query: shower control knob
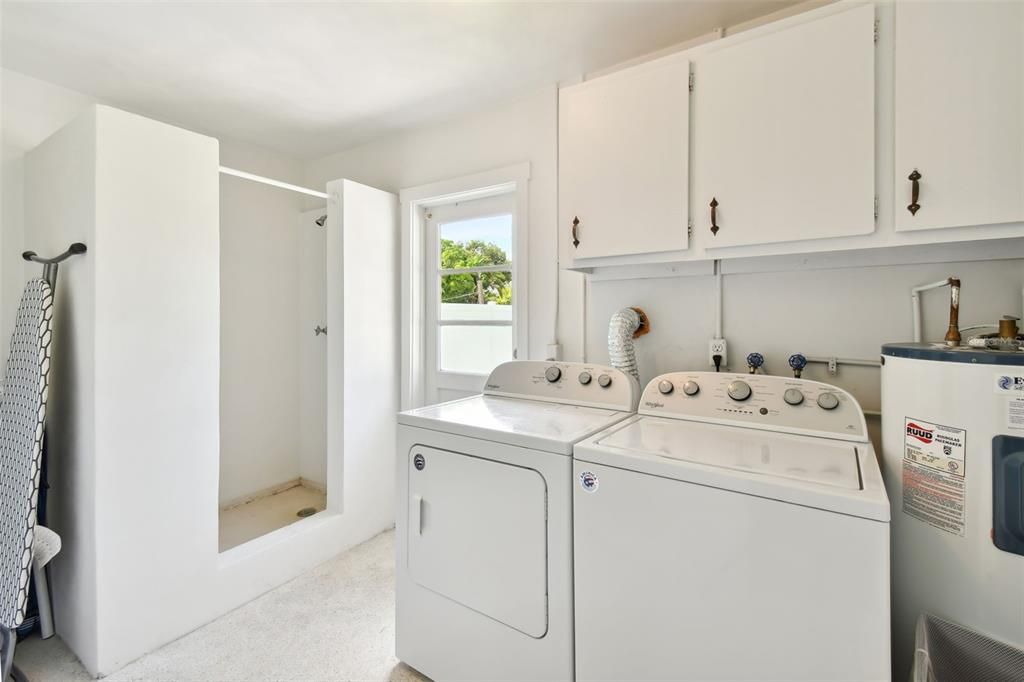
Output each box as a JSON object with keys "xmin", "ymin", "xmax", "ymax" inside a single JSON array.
[
  {"xmin": 783, "ymin": 388, "xmax": 805, "ymax": 406},
  {"xmin": 578, "ymin": 371, "xmax": 592, "ymax": 385},
  {"xmin": 817, "ymin": 392, "xmax": 840, "ymax": 410},
  {"xmin": 597, "ymin": 374, "xmax": 613, "ymax": 388},
  {"xmin": 658, "ymin": 380, "xmax": 674, "ymax": 395},
  {"xmin": 727, "ymin": 380, "xmax": 752, "ymax": 401},
  {"xmin": 545, "ymin": 366, "xmax": 562, "ymax": 383},
  {"xmin": 682, "ymin": 380, "xmax": 700, "ymax": 396}
]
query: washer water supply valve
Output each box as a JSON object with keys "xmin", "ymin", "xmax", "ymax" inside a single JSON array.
[
  {"xmin": 746, "ymin": 353, "xmax": 764, "ymax": 374},
  {"xmin": 789, "ymin": 353, "xmax": 808, "ymax": 378}
]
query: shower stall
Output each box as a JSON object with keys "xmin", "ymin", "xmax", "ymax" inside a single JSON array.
[
  {"xmin": 24, "ymin": 105, "xmax": 399, "ymax": 675},
  {"xmin": 217, "ymin": 171, "xmax": 329, "ymax": 551}
]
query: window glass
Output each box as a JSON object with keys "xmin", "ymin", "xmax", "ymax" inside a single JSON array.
[{"xmin": 435, "ymin": 212, "xmax": 514, "ymax": 372}]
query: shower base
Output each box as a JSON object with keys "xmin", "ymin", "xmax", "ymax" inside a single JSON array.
[{"xmin": 219, "ymin": 480, "xmax": 326, "ymax": 552}]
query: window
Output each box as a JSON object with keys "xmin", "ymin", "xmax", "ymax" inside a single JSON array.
[
  {"xmin": 400, "ymin": 163, "xmax": 530, "ymax": 408},
  {"xmin": 425, "ymin": 193, "xmax": 518, "ymax": 400}
]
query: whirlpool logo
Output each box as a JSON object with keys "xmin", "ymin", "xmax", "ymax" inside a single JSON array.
[{"xmin": 906, "ymin": 422, "xmax": 934, "ymax": 444}]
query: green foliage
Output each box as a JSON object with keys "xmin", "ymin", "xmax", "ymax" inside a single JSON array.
[{"xmin": 440, "ymin": 239, "xmax": 512, "ymax": 305}]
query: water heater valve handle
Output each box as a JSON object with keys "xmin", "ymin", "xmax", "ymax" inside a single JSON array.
[
  {"xmin": 746, "ymin": 353, "xmax": 764, "ymax": 374},
  {"xmin": 788, "ymin": 353, "xmax": 807, "ymax": 378}
]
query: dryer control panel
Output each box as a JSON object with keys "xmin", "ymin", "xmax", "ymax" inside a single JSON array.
[
  {"xmin": 639, "ymin": 371, "xmax": 867, "ymax": 442},
  {"xmin": 484, "ymin": 361, "xmax": 640, "ymax": 412}
]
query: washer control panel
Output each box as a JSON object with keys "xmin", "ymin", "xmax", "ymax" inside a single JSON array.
[
  {"xmin": 484, "ymin": 361, "xmax": 640, "ymax": 411},
  {"xmin": 639, "ymin": 371, "xmax": 867, "ymax": 441}
]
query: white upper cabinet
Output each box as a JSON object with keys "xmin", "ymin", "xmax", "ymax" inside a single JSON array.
[
  {"xmin": 560, "ymin": 53, "xmax": 690, "ymax": 262},
  {"xmin": 693, "ymin": 4, "xmax": 876, "ymax": 250},
  {"xmin": 894, "ymin": 1, "xmax": 1024, "ymax": 232}
]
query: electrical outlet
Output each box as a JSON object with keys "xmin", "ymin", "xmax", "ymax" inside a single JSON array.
[{"xmin": 709, "ymin": 338, "xmax": 727, "ymax": 368}]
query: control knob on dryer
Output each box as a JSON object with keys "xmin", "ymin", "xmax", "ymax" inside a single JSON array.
[
  {"xmin": 545, "ymin": 366, "xmax": 562, "ymax": 383},
  {"xmin": 597, "ymin": 374, "xmax": 613, "ymax": 388},
  {"xmin": 783, "ymin": 388, "xmax": 805, "ymax": 406},
  {"xmin": 682, "ymin": 380, "xmax": 700, "ymax": 396},
  {"xmin": 578, "ymin": 371, "xmax": 592, "ymax": 385},
  {"xmin": 658, "ymin": 380, "xmax": 674, "ymax": 395}
]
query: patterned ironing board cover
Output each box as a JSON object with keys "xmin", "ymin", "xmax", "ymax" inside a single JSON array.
[{"xmin": 0, "ymin": 280, "xmax": 53, "ymax": 628}]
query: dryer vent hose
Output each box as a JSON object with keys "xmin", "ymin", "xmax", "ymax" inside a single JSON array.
[{"xmin": 608, "ymin": 307, "xmax": 648, "ymax": 381}]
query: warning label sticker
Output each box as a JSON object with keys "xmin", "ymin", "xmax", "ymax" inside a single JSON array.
[
  {"xmin": 902, "ymin": 417, "xmax": 967, "ymax": 537},
  {"xmin": 1008, "ymin": 398, "xmax": 1024, "ymax": 431}
]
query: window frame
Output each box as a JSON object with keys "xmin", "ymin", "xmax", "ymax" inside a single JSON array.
[{"xmin": 399, "ymin": 163, "xmax": 530, "ymax": 408}]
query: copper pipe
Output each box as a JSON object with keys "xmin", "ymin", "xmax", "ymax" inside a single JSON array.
[{"xmin": 944, "ymin": 278, "xmax": 961, "ymax": 346}]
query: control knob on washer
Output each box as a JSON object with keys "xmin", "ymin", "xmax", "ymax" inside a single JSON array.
[
  {"xmin": 598, "ymin": 374, "xmax": 613, "ymax": 388},
  {"xmin": 727, "ymin": 380, "xmax": 752, "ymax": 401},
  {"xmin": 682, "ymin": 380, "xmax": 700, "ymax": 396},
  {"xmin": 657, "ymin": 380, "xmax": 674, "ymax": 395},
  {"xmin": 545, "ymin": 366, "xmax": 562, "ymax": 383},
  {"xmin": 783, "ymin": 388, "xmax": 805, "ymax": 406},
  {"xmin": 578, "ymin": 371, "xmax": 592, "ymax": 385},
  {"xmin": 817, "ymin": 392, "xmax": 840, "ymax": 410}
]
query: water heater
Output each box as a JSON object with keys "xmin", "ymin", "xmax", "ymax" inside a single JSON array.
[{"xmin": 881, "ymin": 343, "xmax": 1024, "ymax": 678}]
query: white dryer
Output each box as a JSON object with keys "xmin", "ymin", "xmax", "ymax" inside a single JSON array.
[
  {"xmin": 396, "ymin": 361, "xmax": 640, "ymax": 681},
  {"xmin": 573, "ymin": 371, "xmax": 891, "ymax": 681}
]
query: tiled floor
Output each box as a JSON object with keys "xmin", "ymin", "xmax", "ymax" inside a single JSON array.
[
  {"xmin": 14, "ymin": 530, "xmax": 428, "ymax": 681},
  {"xmin": 219, "ymin": 483, "xmax": 327, "ymax": 551}
]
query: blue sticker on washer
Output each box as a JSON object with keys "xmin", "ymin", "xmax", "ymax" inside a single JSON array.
[{"xmin": 579, "ymin": 470, "xmax": 599, "ymax": 493}]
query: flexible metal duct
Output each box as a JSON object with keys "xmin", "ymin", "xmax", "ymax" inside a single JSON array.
[{"xmin": 608, "ymin": 307, "xmax": 642, "ymax": 381}]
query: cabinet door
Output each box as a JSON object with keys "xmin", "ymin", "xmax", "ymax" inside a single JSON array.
[
  {"xmin": 560, "ymin": 53, "xmax": 690, "ymax": 260},
  {"xmin": 693, "ymin": 5, "xmax": 876, "ymax": 249},
  {"xmin": 894, "ymin": 1, "xmax": 1024, "ymax": 232}
]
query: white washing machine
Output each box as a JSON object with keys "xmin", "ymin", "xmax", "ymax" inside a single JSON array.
[
  {"xmin": 573, "ymin": 371, "xmax": 891, "ymax": 681},
  {"xmin": 396, "ymin": 360, "xmax": 640, "ymax": 681}
]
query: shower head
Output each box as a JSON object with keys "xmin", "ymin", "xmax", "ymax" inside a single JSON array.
[{"xmin": 315, "ymin": 215, "xmax": 327, "ymax": 227}]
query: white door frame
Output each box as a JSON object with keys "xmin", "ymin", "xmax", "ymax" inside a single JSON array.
[{"xmin": 399, "ymin": 163, "xmax": 531, "ymax": 410}]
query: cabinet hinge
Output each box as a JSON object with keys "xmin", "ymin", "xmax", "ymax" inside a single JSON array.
[
  {"xmin": 874, "ymin": 196, "xmax": 879, "ymax": 221},
  {"xmin": 688, "ymin": 219, "xmax": 693, "ymax": 237},
  {"xmin": 688, "ymin": 72, "xmax": 694, "ymax": 92},
  {"xmin": 873, "ymin": 19, "xmax": 879, "ymax": 43}
]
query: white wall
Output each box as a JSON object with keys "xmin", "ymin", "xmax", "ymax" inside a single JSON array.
[
  {"xmin": 1, "ymin": 69, "xmax": 96, "ymax": 353},
  {"xmin": 586, "ymin": 259, "xmax": 1024, "ymax": 402},
  {"xmin": 218, "ymin": 139, "xmax": 309, "ymax": 504},
  {"xmin": 24, "ymin": 106, "xmax": 99, "ymax": 674},
  {"xmin": 90, "ymin": 106, "xmax": 222, "ymax": 671},
  {"xmin": 298, "ymin": 208, "xmax": 327, "ymax": 489}
]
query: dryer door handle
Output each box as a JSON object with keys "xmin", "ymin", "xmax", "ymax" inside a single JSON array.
[{"xmin": 412, "ymin": 494, "xmax": 423, "ymax": 535}]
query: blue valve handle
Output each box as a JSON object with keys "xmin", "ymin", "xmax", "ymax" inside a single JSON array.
[
  {"xmin": 746, "ymin": 353, "xmax": 764, "ymax": 374},
  {"xmin": 788, "ymin": 353, "xmax": 807, "ymax": 377}
]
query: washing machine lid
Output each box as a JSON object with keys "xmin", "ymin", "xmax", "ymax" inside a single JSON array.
[
  {"xmin": 399, "ymin": 394, "xmax": 632, "ymax": 455},
  {"xmin": 576, "ymin": 416, "xmax": 889, "ymax": 521}
]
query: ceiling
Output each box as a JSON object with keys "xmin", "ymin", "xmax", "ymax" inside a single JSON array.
[{"xmin": 1, "ymin": 1, "xmax": 799, "ymax": 160}]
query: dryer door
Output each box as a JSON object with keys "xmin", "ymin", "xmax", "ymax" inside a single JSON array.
[{"xmin": 406, "ymin": 446, "xmax": 548, "ymax": 638}]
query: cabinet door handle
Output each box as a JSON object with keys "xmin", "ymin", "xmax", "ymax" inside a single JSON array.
[
  {"xmin": 710, "ymin": 198, "xmax": 720, "ymax": 235},
  {"xmin": 571, "ymin": 216, "xmax": 580, "ymax": 248},
  {"xmin": 907, "ymin": 170, "xmax": 922, "ymax": 215}
]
